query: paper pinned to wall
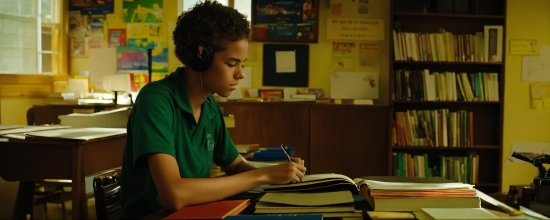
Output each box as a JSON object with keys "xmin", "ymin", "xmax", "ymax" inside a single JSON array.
[
  {"xmin": 522, "ymin": 45, "xmax": 550, "ymax": 82},
  {"xmin": 241, "ymin": 66, "xmax": 252, "ymax": 88},
  {"xmin": 330, "ymin": 72, "xmax": 379, "ymax": 99},
  {"xmin": 275, "ymin": 51, "xmax": 296, "ymax": 73},
  {"xmin": 65, "ymin": 78, "xmax": 89, "ymax": 98},
  {"xmin": 89, "ymin": 48, "xmax": 117, "ymax": 90}
]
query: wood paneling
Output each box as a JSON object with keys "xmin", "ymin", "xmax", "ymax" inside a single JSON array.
[
  {"xmin": 218, "ymin": 102, "xmax": 389, "ymax": 178},
  {"xmin": 309, "ymin": 105, "xmax": 389, "ymax": 178}
]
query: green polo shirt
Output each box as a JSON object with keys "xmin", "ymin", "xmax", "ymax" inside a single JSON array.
[{"xmin": 120, "ymin": 68, "xmax": 239, "ymax": 219}]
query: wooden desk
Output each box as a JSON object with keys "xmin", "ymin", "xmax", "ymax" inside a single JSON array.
[
  {"xmin": 142, "ymin": 194, "xmax": 369, "ymax": 219},
  {"xmin": 0, "ymin": 134, "xmax": 126, "ymax": 219}
]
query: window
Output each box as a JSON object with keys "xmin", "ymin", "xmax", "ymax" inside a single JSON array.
[{"xmin": 0, "ymin": 0, "xmax": 61, "ymax": 74}]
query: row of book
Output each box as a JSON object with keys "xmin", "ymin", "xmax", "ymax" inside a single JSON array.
[
  {"xmin": 393, "ymin": 152, "xmax": 479, "ymax": 185},
  {"xmin": 394, "ymin": 69, "xmax": 500, "ymax": 102},
  {"xmin": 392, "ymin": 25, "xmax": 503, "ymax": 63},
  {"xmin": 393, "ymin": 109, "xmax": 473, "ymax": 147}
]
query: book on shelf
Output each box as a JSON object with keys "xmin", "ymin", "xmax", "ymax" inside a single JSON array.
[
  {"xmin": 254, "ymin": 190, "xmax": 355, "ymax": 214},
  {"xmin": 419, "ymin": 208, "xmax": 524, "ymax": 220},
  {"xmin": 393, "ymin": 152, "xmax": 479, "ymax": 184},
  {"xmin": 393, "ymin": 109, "xmax": 475, "ymax": 147},
  {"xmin": 162, "ymin": 199, "xmax": 250, "ymax": 220},
  {"xmin": 357, "ymin": 176, "xmax": 480, "ymax": 212},
  {"xmin": 483, "ymin": 25, "xmax": 503, "ymax": 63}
]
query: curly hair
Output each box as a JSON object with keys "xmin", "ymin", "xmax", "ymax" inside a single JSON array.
[{"xmin": 173, "ymin": 0, "xmax": 251, "ymax": 65}]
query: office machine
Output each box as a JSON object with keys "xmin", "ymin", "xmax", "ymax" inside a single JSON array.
[{"xmin": 511, "ymin": 151, "xmax": 550, "ymax": 204}]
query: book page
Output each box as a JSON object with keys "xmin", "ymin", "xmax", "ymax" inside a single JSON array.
[
  {"xmin": 259, "ymin": 191, "xmax": 353, "ymax": 206},
  {"xmin": 25, "ymin": 127, "xmax": 126, "ymax": 141},
  {"xmin": 0, "ymin": 125, "xmax": 24, "ymax": 130},
  {"xmin": 0, "ymin": 125, "xmax": 71, "ymax": 135},
  {"xmin": 262, "ymin": 173, "xmax": 355, "ymax": 189},
  {"xmin": 365, "ymin": 180, "xmax": 474, "ymax": 190}
]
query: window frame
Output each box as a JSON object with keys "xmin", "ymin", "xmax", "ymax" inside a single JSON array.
[{"xmin": 0, "ymin": 0, "xmax": 68, "ymax": 98}]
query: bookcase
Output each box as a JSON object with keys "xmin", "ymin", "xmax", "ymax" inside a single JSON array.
[{"xmin": 389, "ymin": 0, "xmax": 506, "ymax": 193}]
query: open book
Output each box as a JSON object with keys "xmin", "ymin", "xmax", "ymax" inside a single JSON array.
[
  {"xmin": 261, "ymin": 173, "xmax": 365, "ymax": 194},
  {"xmin": 254, "ymin": 190, "xmax": 355, "ymax": 214}
]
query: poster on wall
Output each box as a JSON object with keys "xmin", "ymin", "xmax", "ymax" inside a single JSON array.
[
  {"xmin": 108, "ymin": 28, "xmax": 127, "ymax": 47},
  {"xmin": 331, "ymin": 42, "xmax": 355, "ymax": 71},
  {"xmin": 69, "ymin": 0, "xmax": 114, "ymax": 15},
  {"xmin": 87, "ymin": 17, "xmax": 105, "ymax": 49},
  {"xmin": 116, "ymin": 46, "xmax": 148, "ymax": 73},
  {"xmin": 359, "ymin": 43, "xmax": 382, "ymax": 69},
  {"xmin": 123, "ymin": 0, "xmax": 164, "ymax": 23},
  {"xmin": 252, "ymin": 0, "xmax": 319, "ymax": 43},
  {"xmin": 149, "ymin": 37, "xmax": 169, "ymax": 73}
]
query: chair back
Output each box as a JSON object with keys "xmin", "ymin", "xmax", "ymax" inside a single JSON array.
[{"xmin": 93, "ymin": 170, "xmax": 122, "ymax": 220}]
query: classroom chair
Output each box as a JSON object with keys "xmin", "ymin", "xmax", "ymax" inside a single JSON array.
[{"xmin": 93, "ymin": 169, "xmax": 122, "ymax": 220}]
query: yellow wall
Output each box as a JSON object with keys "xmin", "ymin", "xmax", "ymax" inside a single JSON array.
[
  {"xmin": 502, "ymin": 0, "xmax": 550, "ymax": 190},
  {"xmin": 0, "ymin": 98, "xmax": 47, "ymax": 124},
  {"xmin": 70, "ymin": 0, "xmax": 391, "ymax": 104},
  {"xmin": 243, "ymin": 0, "xmax": 390, "ymax": 104},
  {"xmin": 70, "ymin": 0, "xmax": 181, "ymax": 78},
  {"xmin": 2, "ymin": 3, "xmax": 549, "ymax": 218}
]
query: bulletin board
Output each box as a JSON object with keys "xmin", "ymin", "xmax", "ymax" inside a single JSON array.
[{"xmin": 263, "ymin": 44, "xmax": 309, "ymax": 87}]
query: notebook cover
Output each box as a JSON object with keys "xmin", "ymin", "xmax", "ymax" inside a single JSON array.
[{"xmin": 162, "ymin": 199, "xmax": 250, "ymax": 220}]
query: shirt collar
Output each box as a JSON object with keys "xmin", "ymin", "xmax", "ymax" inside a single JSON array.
[{"xmin": 171, "ymin": 67, "xmax": 217, "ymax": 121}]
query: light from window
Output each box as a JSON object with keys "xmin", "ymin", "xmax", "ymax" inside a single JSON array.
[
  {"xmin": 0, "ymin": 0, "xmax": 59, "ymax": 74},
  {"xmin": 233, "ymin": 0, "xmax": 251, "ymax": 22},
  {"xmin": 181, "ymin": 0, "xmax": 249, "ymax": 21}
]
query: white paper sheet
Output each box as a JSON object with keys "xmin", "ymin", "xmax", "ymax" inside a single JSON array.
[
  {"xmin": 275, "ymin": 51, "xmax": 296, "ymax": 73},
  {"xmin": 89, "ymin": 48, "xmax": 117, "ymax": 90}
]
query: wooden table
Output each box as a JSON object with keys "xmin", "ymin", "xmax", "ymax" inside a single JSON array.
[{"xmin": 0, "ymin": 134, "xmax": 126, "ymax": 219}]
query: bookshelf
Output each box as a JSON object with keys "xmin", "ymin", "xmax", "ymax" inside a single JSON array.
[{"xmin": 389, "ymin": 0, "xmax": 506, "ymax": 193}]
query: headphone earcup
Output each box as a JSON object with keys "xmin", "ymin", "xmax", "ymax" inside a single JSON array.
[{"xmin": 188, "ymin": 46, "xmax": 212, "ymax": 72}]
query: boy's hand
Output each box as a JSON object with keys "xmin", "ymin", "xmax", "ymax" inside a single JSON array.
[{"xmin": 258, "ymin": 157, "xmax": 306, "ymax": 184}]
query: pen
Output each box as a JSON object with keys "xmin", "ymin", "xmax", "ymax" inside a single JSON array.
[
  {"xmin": 280, "ymin": 143, "xmax": 293, "ymax": 162},
  {"xmin": 281, "ymin": 143, "xmax": 297, "ymax": 184}
]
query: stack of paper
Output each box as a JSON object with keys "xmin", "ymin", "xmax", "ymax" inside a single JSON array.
[
  {"xmin": 58, "ymin": 107, "xmax": 130, "ymax": 128},
  {"xmin": 419, "ymin": 208, "xmax": 523, "ymax": 220},
  {"xmin": 24, "ymin": 127, "xmax": 126, "ymax": 141},
  {"xmin": 0, "ymin": 125, "xmax": 71, "ymax": 141},
  {"xmin": 359, "ymin": 176, "xmax": 480, "ymax": 212}
]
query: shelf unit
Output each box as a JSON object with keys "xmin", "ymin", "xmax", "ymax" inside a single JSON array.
[{"xmin": 389, "ymin": 0, "xmax": 506, "ymax": 193}]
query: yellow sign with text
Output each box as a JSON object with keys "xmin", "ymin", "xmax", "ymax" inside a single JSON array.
[
  {"xmin": 509, "ymin": 39, "xmax": 538, "ymax": 55},
  {"xmin": 327, "ymin": 18, "xmax": 384, "ymax": 41}
]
